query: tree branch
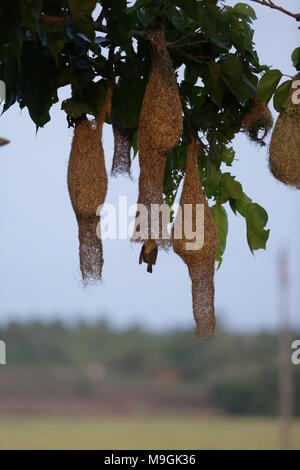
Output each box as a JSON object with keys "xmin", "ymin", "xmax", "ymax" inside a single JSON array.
[
  {"xmin": 39, "ymin": 13, "xmax": 208, "ymax": 62},
  {"xmin": 40, "ymin": 13, "xmax": 107, "ymax": 33},
  {"xmin": 170, "ymin": 46, "xmax": 210, "ymax": 65},
  {"xmin": 40, "ymin": 13, "xmax": 151, "ymax": 38},
  {"xmin": 249, "ymin": 0, "xmax": 300, "ymax": 23},
  {"xmin": 40, "ymin": 14, "xmax": 67, "ymax": 27}
]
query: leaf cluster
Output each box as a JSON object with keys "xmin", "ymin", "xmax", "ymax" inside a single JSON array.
[{"xmin": 1, "ymin": 1, "xmax": 297, "ymax": 261}]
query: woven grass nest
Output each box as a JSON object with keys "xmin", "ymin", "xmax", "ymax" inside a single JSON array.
[
  {"xmin": 242, "ymin": 97, "xmax": 273, "ymax": 146},
  {"xmin": 172, "ymin": 134, "xmax": 218, "ymax": 337},
  {"xmin": 132, "ymin": 27, "xmax": 183, "ymax": 249},
  {"xmin": 67, "ymin": 86, "xmax": 112, "ymax": 284},
  {"xmin": 269, "ymin": 73, "xmax": 300, "ymax": 188}
]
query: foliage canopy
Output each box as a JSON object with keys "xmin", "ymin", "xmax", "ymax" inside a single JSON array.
[{"xmin": 0, "ymin": 0, "xmax": 299, "ymax": 263}]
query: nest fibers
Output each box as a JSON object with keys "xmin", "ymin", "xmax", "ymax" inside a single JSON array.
[
  {"xmin": 241, "ymin": 97, "xmax": 273, "ymax": 146},
  {"xmin": 132, "ymin": 27, "xmax": 183, "ymax": 248},
  {"xmin": 111, "ymin": 119, "xmax": 134, "ymax": 178},
  {"xmin": 67, "ymin": 86, "xmax": 112, "ymax": 285},
  {"xmin": 269, "ymin": 73, "xmax": 300, "ymax": 188},
  {"xmin": 172, "ymin": 136, "xmax": 218, "ymax": 337}
]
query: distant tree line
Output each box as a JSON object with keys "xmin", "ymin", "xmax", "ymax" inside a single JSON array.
[{"xmin": 0, "ymin": 321, "xmax": 299, "ymax": 416}]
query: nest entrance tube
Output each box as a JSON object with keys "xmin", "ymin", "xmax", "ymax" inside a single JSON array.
[
  {"xmin": 77, "ymin": 216, "xmax": 103, "ymax": 284},
  {"xmin": 111, "ymin": 121, "xmax": 133, "ymax": 178},
  {"xmin": 242, "ymin": 97, "xmax": 273, "ymax": 146},
  {"xmin": 269, "ymin": 73, "xmax": 300, "ymax": 189},
  {"xmin": 172, "ymin": 136, "xmax": 218, "ymax": 337},
  {"xmin": 67, "ymin": 87, "xmax": 112, "ymax": 285},
  {"xmin": 132, "ymin": 27, "xmax": 183, "ymax": 249}
]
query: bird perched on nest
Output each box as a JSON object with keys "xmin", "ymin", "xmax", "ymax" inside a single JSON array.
[
  {"xmin": 139, "ymin": 240, "xmax": 158, "ymax": 273},
  {"xmin": 0, "ymin": 138, "xmax": 9, "ymax": 147}
]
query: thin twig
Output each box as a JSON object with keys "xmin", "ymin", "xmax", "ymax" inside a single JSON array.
[
  {"xmin": 171, "ymin": 47, "xmax": 210, "ymax": 64},
  {"xmin": 40, "ymin": 14, "xmax": 67, "ymax": 27},
  {"xmin": 40, "ymin": 13, "xmax": 108, "ymax": 33},
  {"xmin": 108, "ymin": 44, "xmax": 115, "ymax": 75},
  {"xmin": 167, "ymin": 39, "xmax": 208, "ymax": 49},
  {"xmin": 132, "ymin": 30, "xmax": 149, "ymax": 40},
  {"xmin": 39, "ymin": 13, "xmax": 209, "ymax": 62},
  {"xmin": 40, "ymin": 13, "xmax": 149, "ymax": 37},
  {"xmin": 250, "ymin": 0, "xmax": 300, "ymax": 22},
  {"xmin": 95, "ymin": 8, "xmax": 105, "ymax": 25},
  {"xmin": 166, "ymin": 32, "xmax": 198, "ymax": 46}
]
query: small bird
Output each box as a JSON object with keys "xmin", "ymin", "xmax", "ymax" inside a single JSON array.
[
  {"xmin": 139, "ymin": 240, "xmax": 158, "ymax": 273},
  {"xmin": 0, "ymin": 138, "xmax": 9, "ymax": 147}
]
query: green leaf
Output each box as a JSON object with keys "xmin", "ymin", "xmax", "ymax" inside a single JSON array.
[
  {"xmin": 38, "ymin": 24, "xmax": 68, "ymax": 64},
  {"xmin": 221, "ymin": 56, "xmax": 255, "ymax": 103},
  {"xmin": 222, "ymin": 146, "xmax": 235, "ymax": 166},
  {"xmin": 0, "ymin": 46, "xmax": 19, "ymax": 111},
  {"xmin": 202, "ymin": 67, "xmax": 223, "ymax": 108},
  {"xmin": 112, "ymin": 79, "xmax": 145, "ymax": 129},
  {"xmin": 235, "ymin": 192, "xmax": 252, "ymax": 217},
  {"xmin": 132, "ymin": 131, "xmax": 138, "ymax": 159},
  {"xmin": 292, "ymin": 47, "xmax": 300, "ymax": 71},
  {"xmin": 20, "ymin": 45, "xmax": 58, "ymax": 127},
  {"xmin": 67, "ymin": 0, "xmax": 97, "ymax": 41},
  {"xmin": 219, "ymin": 173, "xmax": 243, "ymax": 204},
  {"xmin": 62, "ymin": 80, "xmax": 107, "ymax": 119},
  {"xmin": 173, "ymin": 143, "xmax": 187, "ymax": 171},
  {"xmin": 169, "ymin": 0, "xmax": 200, "ymax": 22},
  {"xmin": 61, "ymin": 96, "xmax": 88, "ymax": 118},
  {"xmin": 20, "ymin": 0, "xmax": 43, "ymax": 40},
  {"xmin": 208, "ymin": 61, "xmax": 221, "ymax": 80},
  {"xmin": 105, "ymin": 3, "xmax": 134, "ymax": 52},
  {"xmin": 221, "ymin": 55, "xmax": 243, "ymax": 80},
  {"xmin": 230, "ymin": 192, "xmax": 270, "ymax": 252},
  {"xmin": 222, "ymin": 72, "xmax": 256, "ymax": 104},
  {"xmin": 191, "ymin": 101, "xmax": 219, "ymax": 130},
  {"xmin": 0, "ymin": 2, "xmax": 22, "ymax": 59},
  {"xmin": 204, "ymin": 159, "xmax": 222, "ymax": 195},
  {"xmin": 211, "ymin": 203, "xmax": 228, "ymax": 268},
  {"xmin": 233, "ymin": 3, "xmax": 257, "ymax": 21},
  {"xmin": 273, "ymin": 80, "xmax": 292, "ymax": 113},
  {"xmin": 184, "ymin": 64, "xmax": 199, "ymax": 86},
  {"xmin": 245, "ymin": 203, "xmax": 270, "ymax": 252},
  {"xmin": 127, "ymin": 0, "xmax": 146, "ymax": 13},
  {"xmin": 256, "ymin": 69, "xmax": 282, "ymax": 105}
]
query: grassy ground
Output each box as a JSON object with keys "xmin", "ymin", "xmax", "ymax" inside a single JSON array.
[{"xmin": 0, "ymin": 416, "xmax": 299, "ymax": 449}]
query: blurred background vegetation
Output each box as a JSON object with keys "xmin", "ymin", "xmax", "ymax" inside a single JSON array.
[
  {"xmin": 0, "ymin": 320, "xmax": 299, "ymax": 449},
  {"xmin": 0, "ymin": 320, "xmax": 299, "ymax": 417}
]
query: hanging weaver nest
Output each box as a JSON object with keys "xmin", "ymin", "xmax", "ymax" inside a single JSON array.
[
  {"xmin": 172, "ymin": 134, "xmax": 218, "ymax": 337},
  {"xmin": 241, "ymin": 97, "xmax": 273, "ymax": 146},
  {"xmin": 269, "ymin": 73, "xmax": 300, "ymax": 188},
  {"xmin": 132, "ymin": 27, "xmax": 183, "ymax": 250},
  {"xmin": 111, "ymin": 118, "xmax": 134, "ymax": 178},
  {"xmin": 67, "ymin": 85, "xmax": 112, "ymax": 285}
]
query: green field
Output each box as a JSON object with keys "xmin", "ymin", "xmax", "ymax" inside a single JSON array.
[{"xmin": 0, "ymin": 416, "xmax": 299, "ymax": 450}]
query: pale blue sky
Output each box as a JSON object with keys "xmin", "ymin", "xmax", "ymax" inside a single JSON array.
[{"xmin": 0, "ymin": 1, "xmax": 299, "ymax": 331}]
